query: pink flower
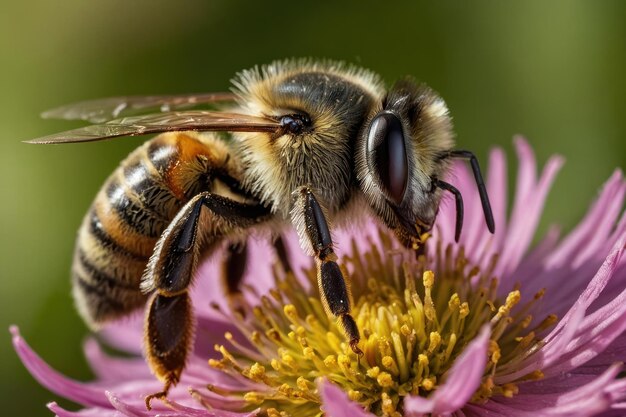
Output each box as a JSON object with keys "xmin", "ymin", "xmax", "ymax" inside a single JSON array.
[{"xmin": 12, "ymin": 137, "xmax": 626, "ymax": 416}]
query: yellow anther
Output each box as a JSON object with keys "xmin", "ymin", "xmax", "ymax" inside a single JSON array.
[
  {"xmin": 422, "ymin": 377, "xmax": 436, "ymax": 391},
  {"xmin": 423, "ymin": 270, "xmax": 435, "ymax": 288},
  {"xmin": 281, "ymin": 353, "xmax": 296, "ymax": 368},
  {"xmin": 378, "ymin": 337, "xmax": 393, "ymax": 357},
  {"xmin": 505, "ymin": 290, "xmax": 521, "ymax": 308},
  {"xmin": 381, "ymin": 392, "xmax": 396, "ymax": 416},
  {"xmin": 224, "ymin": 332, "xmax": 233, "ymax": 340},
  {"xmin": 418, "ymin": 354, "xmax": 429, "ymax": 366},
  {"xmin": 208, "ymin": 358, "xmax": 224, "ymax": 369},
  {"xmin": 459, "ymin": 302, "xmax": 470, "ymax": 318},
  {"xmin": 519, "ymin": 315, "xmax": 533, "ymax": 329},
  {"xmin": 448, "ymin": 293, "xmax": 461, "ymax": 310},
  {"xmin": 249, "ymin": 363, "xmax": 266, "ymax": 380},
  {"xmin": 338, "ymin": 354, "xmax": 351, "ymax": 370},
  {"xmin": 252, "ymin": 306, "xmax": 264, "ymax": 319},
  {"xmin": 324, "ymin": 355, "xmax": 337, "ymax": 368},
  {"xmin": 270, "ymin": 359, "xmax": 281, "ymax": 371},
  {"xmin": 303, "ymin": 347, "xmax": 316, "ymax": 359},
  {"xmin": 295, "ymin": 326, "xmax": 307, "ymax": 337},
  {"xmin": 428, "ymin": 332, "xmax": 442, "ymax": 353},
  {"xmin": 267, "ymin": 328, "xmax": 281, "ymax": 341},
  {"xmin": 367, "ymin": 366, "xmax": 381, "ymax": 378},
  {"xmin": 377, "ymin": 372, "xmax": 394, "ymax": 388},
  {"xmin": 382, "ymin": 356, "xmax": 399, "ymax": 376},
  {"xmin": 491, "ymin": 348, "xmax": 501, "ymax": 364},
  {"xmin": 535, "ymin": 314, "xmax": 558, "ymax": 332},
  {"xmin": 348, "ymin": 390, "xmax": 362, "ymax": 402},
  {"xmin": 278, "ymin": 383, "xmax": 293, "ymax": 395},
  {"xmin": 266, "ymin": 408, "xmax": 282, "ymax": 417},
  {"xmin": 502, "ymin": 383, "xmax": 519, "ymax": 397},
  {"xmin": 524, "ymin": 370, "xmax": 545, "ymax": 381},
  {"xmin": 243, "ymin": 392, "xmax": 263, "ymax": 404},
  {"xmin": 296, "ymin": 376, "xmax": 310, "ymax": 391}
]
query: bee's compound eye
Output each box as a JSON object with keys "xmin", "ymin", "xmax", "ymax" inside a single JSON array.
[{"xmin": 367, "ymin": 112, "xmax": 408, "ymax": 204}]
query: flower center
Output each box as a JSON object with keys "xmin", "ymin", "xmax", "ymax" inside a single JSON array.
[{"xmin": 206, "ymin": 233, "xmax": 555, "ymax": 416}]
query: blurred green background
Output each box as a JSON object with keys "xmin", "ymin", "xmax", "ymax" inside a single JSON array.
[{"xmin": 1, "ymin": 1, "xmax": 625, "ymax": 415}]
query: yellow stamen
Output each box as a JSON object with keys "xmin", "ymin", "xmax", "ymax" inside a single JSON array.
[{"xmin": 208, "ymin": 235, "xmax": 556, "ymax": 416}]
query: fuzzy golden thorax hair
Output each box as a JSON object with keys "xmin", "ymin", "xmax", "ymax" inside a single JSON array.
[{"xmin": 231, "ymin": 60, "xmax": 384, "ymax": 216}]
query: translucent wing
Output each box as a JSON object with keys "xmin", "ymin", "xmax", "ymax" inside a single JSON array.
[
  {"xmin": 41, "ymin": 92, "xmax": 237, "ymax": 123},
  {"xmin": 26, "ymin": 111, "xmax": 280, "ymax": 144}
]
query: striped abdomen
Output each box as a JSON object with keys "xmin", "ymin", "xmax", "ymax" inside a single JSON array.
[{"xmin": 72, "ymin": 132, "xmax": 235, "ymax": 328}]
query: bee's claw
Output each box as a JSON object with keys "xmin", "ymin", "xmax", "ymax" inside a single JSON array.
[
  {"xmin": 144, "ymin": 381, "xmax": 172, "ymax": 410},
  {"xmin": 350, "ymin": 339, "xmax": 363, "ymax": 356}
]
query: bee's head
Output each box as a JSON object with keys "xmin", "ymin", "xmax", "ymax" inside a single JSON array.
[{"xmin": 356, "ymin": 80, "xmax": 456, "ymax": 247}]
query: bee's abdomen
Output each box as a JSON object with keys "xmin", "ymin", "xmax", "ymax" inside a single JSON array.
[{"xmin": 72, "ymin": 132, "xmax": 227, "ymax": 327}]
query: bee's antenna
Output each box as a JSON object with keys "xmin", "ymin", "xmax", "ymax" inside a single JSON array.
[
  {"xmin": 432, "ymin": 178, "xmax": 464, "ymax": 242},
  {"xmin": 443, "ymin": 150, "xmax": 495, "ymax": 234}
]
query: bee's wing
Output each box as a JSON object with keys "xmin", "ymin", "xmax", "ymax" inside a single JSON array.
[
  {"xmin": 41, "ymin": 93, "xmax": 237, "ymax": 123},
  {"xmin": 26, "ymin": 111, "xmax": 280, "ymax": 144}
]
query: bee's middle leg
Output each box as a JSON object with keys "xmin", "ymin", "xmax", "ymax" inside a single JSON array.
[
  {"xmin": 220, "ymin": 242, "xmax": 249, "ymax": 316},
  {"xmin": 142, "ymin": 192, "xmax": 269, "ymax": 409},
  {"xmin": 291, "ymin": 187, "xmax": 362, "ymax": 355}
]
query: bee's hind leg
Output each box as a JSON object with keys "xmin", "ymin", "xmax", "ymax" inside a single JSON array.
[
  {"xmin": 291, "ymin": 187, "xmax": 362, "ymax": 355},
  {"xmin": 141, "ymin": 191, "xmax": 270, "ymax": 409}
]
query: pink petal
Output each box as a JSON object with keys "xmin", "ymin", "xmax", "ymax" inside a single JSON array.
[
  {"xmin": 541, "ymin": 279, "xmax": 626, "ymax": 377},
  {"xmin": 547, "ymin": 234, "xmax": 625, "ymax": 340},
  {"xmin": 496, "ymin": 137, "xmax": 564, "ymax": 280},
  {"xmin": 98, "ymin": 313, "xmax": 144, "ymax": 355},
  {"xmin": 485, "ymin": 148, "xmax": 508, "ymax": 250},
  {"xmin": 279, "ymin": 229, "xmax": 315, "ymax": 284},
  {"xmin": 460, "ymin": 148, "xmax": 509, "ymax": 260},
  {"xmin": 154, "ymin": 397, "xmax": 259, "ymax": 417},
  {"xmin": 496, "ymin": 234, "xmax": 626, "ymax": 383},
  {"xmin": 83, "ymin": 338, "xmax": 150, "ymax": 382},
  {"xmin": 544, "ymin": 170, "xmax": 625, "ymax": 270},
  {"xmin": 478, "ymin": 365, "xmax": 625, "ymax": 416},
  {"xmin": 319, "ymin": 379, "xmax": 375, "ymax": 417},
  {"xmin": 106, "ymin": 391, "xmax": 149, "ymax": 417},
  {"xmin": 11, "ymin": 326, "xmax": 111, "ymax": 408},
  {"xmin": 47, "ymin": 402, "xmax": 120, "ymax": 417},
  {"xmin": 456, "ymin": 161, "xmax": 485, "ymax": 252},
  {"xmin": 404, "ymin": 326, "xmax": 490, "ymax": 417},
  {"xmin": 193, "ymin": 314, "xmax": 250, "ymax": 360}
]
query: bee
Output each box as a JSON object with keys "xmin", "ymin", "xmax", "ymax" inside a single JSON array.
[{"xmin": 28, "ymin": 59, "xmax": 495, "ymax": 407}]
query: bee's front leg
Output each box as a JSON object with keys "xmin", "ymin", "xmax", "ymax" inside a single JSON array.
[
  {"xmin": 290, "ymin": 187, "xmax": 362, "ymax": 355},
  {"xmin": 141, "ymin": 191, "xmax": 270, "ymax": 409}
]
